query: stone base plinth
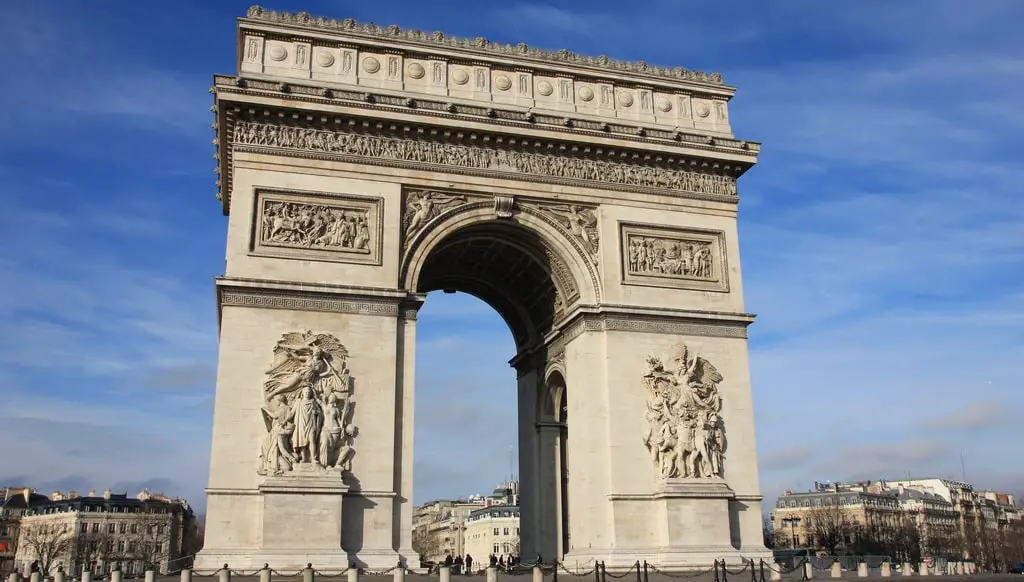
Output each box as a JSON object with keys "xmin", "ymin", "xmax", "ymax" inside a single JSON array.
[
  {"xmin": 197, "ymin": 467, "xmax": 400, "ymax": 572},
  {"xmin": 573, "ymin": 479, "xmax": 770, "ymax": 570}
]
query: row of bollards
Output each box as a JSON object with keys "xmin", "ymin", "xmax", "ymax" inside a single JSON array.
[
  {"xmin": 796, "ymin": 559, "xmax": 978, "ymax": 580},
  {"xmin": 9, "ymin": 570, "xmax": 158, "ymax": 582}
]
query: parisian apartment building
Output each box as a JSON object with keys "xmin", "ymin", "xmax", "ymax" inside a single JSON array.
[
  {"xmin": 770, "ymin": 477, "xmax": 1019, "ymax": 559},
  {"xmin": 412, "ymin": 481, "xmax": 520, "ymax": 567},
  {"xmin": 1, "ymin": 486, "xmax": 199, "ymax": 576}
]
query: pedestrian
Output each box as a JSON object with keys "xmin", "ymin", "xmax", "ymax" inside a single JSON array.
[{"xmin": 466, "ymin": 555, "xmax": 474, "ymax": 575}]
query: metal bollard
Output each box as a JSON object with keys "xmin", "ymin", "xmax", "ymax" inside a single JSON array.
[
  {"xmin": 181, "ymin": 569, "xmax": 193, "ymax": 582},
  {"xmin": 303, "ymin": 564, "xmax": 315, "ymax": 582},
  {"xmin": 219, "ymin": 564, "xmax": 231, "ymax": 582},
  {"xmin": 533, "ymin": 565, "xmax": 543, "ymax": 582},
  {"xmin": 857, "ymin": 563, "xmax": 868, "ymax": 578},
  {"xmin": 881, "ymin": 562, "xmax": 891, "ymax": 577},
  {"xmin": 831, "ymin": 562, "xmax": 841, "ymax": 578},
  {"xmin": 145, "ymin": 571, "xmax": 156, "ymax": 582},
  {"xmin": 486, "ymin": 567, "xmax": 498, "ymax": 582},
  {"xmin": 440, "ymin": 566, "xmax": 451, "ymax": 582},
  {"xmin": 260, "ymin": 565, "xmax": 271, "ymax": 582}
]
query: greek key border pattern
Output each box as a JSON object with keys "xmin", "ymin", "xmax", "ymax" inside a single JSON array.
[{"xmin": 220, "ymin": 289, "xmax": 399, "ymax": 316}]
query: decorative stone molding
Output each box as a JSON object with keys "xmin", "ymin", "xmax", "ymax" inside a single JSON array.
[
  {"xmin": 403, "ymin": 189, "xmax": 477, "ymax": 245},
  {"xmin": 232, "ymin": 121, "xmax": 737, "ymax": 198},
  {"xmin": 620, "ymin": 222, "xmax": 729, "ymax": 293},
  {"xmin": 642, "ymin": 344, "xmax": 726, "ymax": 479},
  {"xmin": 251, "ymin": 189, "xmax": 384, "ymax": 265},
  {"xmin": 244, "ymin": 6, "xmax": 725, "ymax": 85},
  {"xmin": 218, "ymin": 286, "xmax": 400, "ymax": 317}
]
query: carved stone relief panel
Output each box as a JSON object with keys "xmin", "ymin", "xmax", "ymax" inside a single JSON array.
[
  {"xmin": 402, "ymin": 188, "xmax": 483, "ymax": 248},
  {"xmin": 641, "ymin": 344, "xmax": 726, "ymax": 480},
  {"xmin": 620, "ymin": 222, "xmax": 729, "ymax": 293},
  {"xmin": 535, "ymin": 203, "xmax": 599, "ymax": 261},
  {"xmin": 258, "ymin": 331, "xmax": 358, "ymax": 477},
  {"xmin": 251, "ymin": 189, "xmax": 384, "ymax": 265}
]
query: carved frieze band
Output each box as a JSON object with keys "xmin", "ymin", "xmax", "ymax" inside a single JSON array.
[
  {"xmin": 531, "ymin": 203, "xmax": 599, "ymax": 262},
  {"xmin": 232, "ymin": 121, "xmax": 737, "ymax": 198},
  {"xmin": 547, "ymin": 313, "xmax": 748, "ymax": 357},
  {"xmin": 252, "ymin": 189, "xmax": 384, "ymax": 265},
  {"xmin": 220, "ymin": 288, "xmax": 399, "ymax": 317},
  {"xmin": 620, "ymin": 222, "xmax": 730, "ymax": 293}
]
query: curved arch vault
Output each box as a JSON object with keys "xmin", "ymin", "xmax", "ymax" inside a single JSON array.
[{"xmin": 198, "ymin": 5, "xmax": 769, "ymax": 575}]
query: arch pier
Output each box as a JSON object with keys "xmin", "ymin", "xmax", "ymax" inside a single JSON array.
[{"xmin": 196, "ymin": 6, "xmax": 770, "ymax": 572}]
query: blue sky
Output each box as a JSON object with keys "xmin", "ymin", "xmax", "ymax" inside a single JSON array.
[{"xmin": 1, "ymin": 0, "xmax": 1022, "ymax": 514}]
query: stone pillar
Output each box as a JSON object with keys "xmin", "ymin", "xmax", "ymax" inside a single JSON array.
[
  {"xmin": 805, "ymin": 562, "xmax": 814, "ymax": 580},
  {"xmin": 919, "ymin": 563, "xmax": 929, "ymax": 576},
  {"xmin": 770, "ymin": 564, "xmax": 782, "ymax": 581},
  {"xmin": 181, "ymin": 569, "xmax": 193, "ymax": 582},
  {"xmin": 259, "ymin": 569, "xmax": 270, "ymax": 582},
  {"xmin": 537, "ymin": 422, "xmax": 562, "ymax": 560},
  {"xmin": 145, "ymin": 571, "xmax": 155, "ymax": 582},
  {"xmin": 440, "ymin": 567, "xmax": 451, "ymax": 582},
  {"xmin": 347, "ymin": 567, "xmax": 359, "ymax": 582},
  {"xmin": 517, "ymin": 367, "xmax": 540, "ymax": 559},
  {"xmin": 303, "ymin": 564, "xmax": 315, "ymax": 582},
  {"xmin": 857, "ymin": 562, "xmax": 868, "ymax": 577},
  {"xmin": 55, "ymin": 570, "xmax": 65, "ymax": 582},
  {"xmin": 82, "ymin": 571, "xmax": 93, "ymax": 582},
  {"xmin": 395, "ymin": 306, "xmax": 419, "ymax": 563},
  {"xmin": 901, "ymin": 563, "xmax": 912, "ymax": 576},
  {"xmin": 533, "ymin": 565, "xmax": 544, "ymax": 582},
  {"xmin": 392, "ymin": 565, "xmax": 404, "ymax": 582},
  {"xmin": 486, "ymin": 567, "xmax": 498, "ymax": 582},
  {"xmin": 218, "ymin": 565, "xmax": 230, "ymax": 582},
  {"xmin": 30, "ymin": 572, "xmax": 41, "ymax": 582},
  {"xmin": 881, "ymin": 562, "xmax": 891, "ymax": 577},
  {"xmin": 9, "ymin": 573, "xmax": 20, "ymax": 582},
  {"xmin": 934, "ymin": 563, "xmax": 943, "ymax": 577},
  {"xmin": 111, "ymin": 571, "xmax": 122, "ymax": 582},
  {"xmin": 831, "ymin": 562, "xmax": 842, "ymax": 578}
]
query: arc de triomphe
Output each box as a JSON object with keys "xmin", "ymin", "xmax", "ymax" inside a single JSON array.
[{"xmin": 196, "ymin": 6, "xmax": 769, "ymax": 572}]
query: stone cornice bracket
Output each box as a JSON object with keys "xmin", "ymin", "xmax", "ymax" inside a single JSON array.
[
  {"xmin": 242, "ymin": 6, "xmax": 726, "ymax": 86},
  {"xmin": 494, "ymin": 195, "xmax": 515, "ymax": 219}
]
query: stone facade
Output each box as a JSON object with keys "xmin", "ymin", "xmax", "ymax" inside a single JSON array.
[{"xmin": 197, "ymin": 5, "xmax": 768, "ymax": 572}]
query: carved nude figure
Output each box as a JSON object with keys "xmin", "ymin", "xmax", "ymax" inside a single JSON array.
[
  {"xmin": 405, "ymin": 191, "xmax": 466, "ymax": 237},
  {"xmin": 319, "ymin": 392, "xmax": 344, "ymax": 468},
  {"xmin": 258, "ymin": 395, "xmax": 296, "ymax": 475}
]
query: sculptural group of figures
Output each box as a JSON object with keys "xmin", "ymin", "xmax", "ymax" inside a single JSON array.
[
  {"xmin": 261, "ymin": 200, "xmax": 371, "ymax": 252},
  {"xmin": 628, "ymin": 237, "xmax": 713, "ymax": 279},
  {"xmin": 258, "ymin": 331, "xmax": 358, "ymax": 476},
  {"xmin": 642, "ymin": 344, "xmax": 726, "ymax": 479}
]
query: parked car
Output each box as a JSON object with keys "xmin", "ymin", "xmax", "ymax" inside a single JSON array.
[{"xmin": 1008, "ymin": 563, "xmax": 1024, "ymax": 574}]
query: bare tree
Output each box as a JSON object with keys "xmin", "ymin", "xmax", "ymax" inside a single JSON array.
[
  {"xmin": 412, "ymin": 526, "xmax": 442, "ymax": 563},
  {"xmin": 123, "ymin": 515, "xmax": 173, "ymax": 573},
  {"xmin": 19, "ymin": 522, "xmax": 75, "ymax": 575},
  {"xmin": 74, "ymin": 530, "xmax": 114, "ymax": 573},
  {"xmin": 808, "ymin": 496, "xmax": 851, "ymax": 555}
]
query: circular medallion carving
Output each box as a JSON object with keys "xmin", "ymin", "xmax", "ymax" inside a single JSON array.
[
  {"xmin": 578, "ymin": 86, "xmax": 595, "ymax": 102},
  {"xmin": 452, "ymin": 69, "xmax": 470, "ymax": 85},
  {"xmin": 696, "ymin": 103, "xmax": 711, "ymax": 118},
  {"xmin": 268, "ymin": 45, "xmax": 288, "ymax": 62},
  {"xmin": 494, "ymin": 75, "xmax": 512, "ymax": 91},
  {"xmin": 408, "ymin": 62, "xmax": 426, "ymax": 79},
  {"xmin": 537, "ymin": 80, "xmax": 554, "ymax": 96},
  {"xmin": 362, "ymin": 56, "xmax": 381, "ymax": 74},
  {"xmin": 617, "ymin": 91, "xmax": 634, "ymax": 107},
  {"xmin": 315, "ymin": 50, "xmax": 335, "ymax": 68},
  {"xmin": 656, "ymin": 97, "xmax": 673, "ymax": 112}
]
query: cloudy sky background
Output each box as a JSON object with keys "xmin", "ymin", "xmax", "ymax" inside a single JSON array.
[{"xmin": 1, "ymin": 0, "xmax": 1022, "ymax": 514}]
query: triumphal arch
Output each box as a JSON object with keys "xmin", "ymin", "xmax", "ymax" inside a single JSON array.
[{"xmin": 196, "ymin": 5, "xmax": 769, "ymax": 572}]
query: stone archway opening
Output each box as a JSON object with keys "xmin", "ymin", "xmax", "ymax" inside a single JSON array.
[{"xmin": 409, "ymin": 218, "xmax": 579, "ymax": 563}]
